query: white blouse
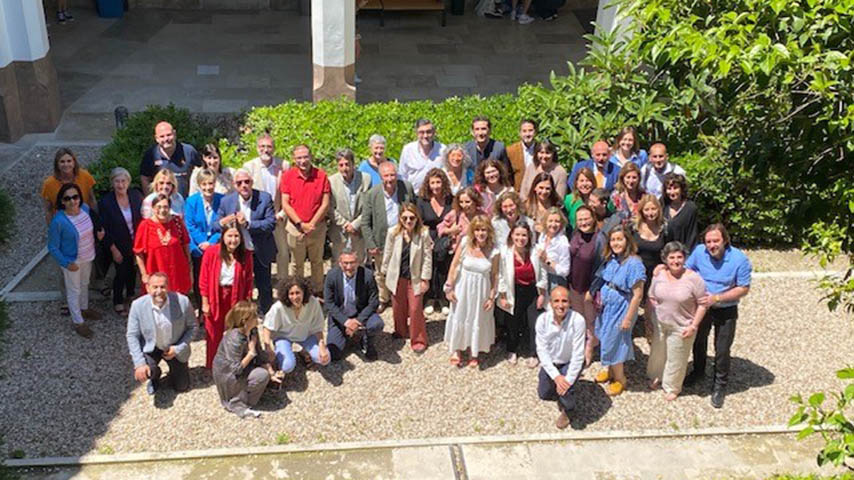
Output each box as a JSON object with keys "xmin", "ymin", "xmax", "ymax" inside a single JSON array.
[{"xmin": 263, "ymin": 296, "xmax": 324, "ymax": 343}]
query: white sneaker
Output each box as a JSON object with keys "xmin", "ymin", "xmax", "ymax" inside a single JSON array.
[
  {"xmin": 518, "ymin": 13, "xmax": 535, "ymax": 25},
  {"xmin": 244, "ymin": 409, "xmax": 262, "ymax": 418},
  {"xmin": 424, "ymin": 303, "xmax": 434, "ymax": 315},
  {"xmin": 441, "ymin": 306, "xmax": 450, "ymax": 315},
  {"xmin": 510, "ymin": 10, "xmax": 517, "ymax": 20}
]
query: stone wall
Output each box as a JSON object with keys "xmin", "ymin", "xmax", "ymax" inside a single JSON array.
[{"xmin": 0, "ymin": 53, "xmax": 61, "ymax": 143}]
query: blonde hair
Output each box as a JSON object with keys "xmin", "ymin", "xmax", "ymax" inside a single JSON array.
[
  {"xmin": 634, "ymin": 194, "xmax": 664, "ymax": 230},
  {"xmin": 539, "ymin": 206, "xmax": 567, "ymax": 235},
  {"xmin": 225, "ymin": 300, "xmax": 258, "ymax": 330},
  {"xmin": 150, "ymin": 169, "xmax": 178, "ymax": 195},
  {"xmin": 467, "ymin": 214, "xmax": 495, "ymax": 253},
  {"xmin": 195, "ymin": 168, "xmax": 217, "ymax": 187},
  {"xmin": 392, "ymin": 203, "xmax": 425, "ymax": 237}
]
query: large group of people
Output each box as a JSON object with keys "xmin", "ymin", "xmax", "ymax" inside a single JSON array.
[{"xmin": 43, "ymin": 117, "xmax": 752, "ymax": 427}]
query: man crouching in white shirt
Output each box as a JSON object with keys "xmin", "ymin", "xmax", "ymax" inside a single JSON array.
[{"xmin": 535, "ymin": 286, "xmax": 586, "ymax": 429}]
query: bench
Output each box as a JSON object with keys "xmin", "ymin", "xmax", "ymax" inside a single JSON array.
[{"xmin": 360, "ymin": 0, "xmax": 447, "ymax": 27}]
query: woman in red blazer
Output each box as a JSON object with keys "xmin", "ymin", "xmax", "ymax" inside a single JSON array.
[{"xmin": 199, "ymin": 222, "xmax": 254, "ymax": 369}]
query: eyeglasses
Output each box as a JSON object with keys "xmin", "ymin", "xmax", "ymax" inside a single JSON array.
[
  {"xmin": 401, "ymin": 216, "xmax": 417, "ymax": 222},
  {"xmin": 62, "ymin": 194, "xmax": 80, "ymax": 202},
  {"xmin": 235, "ymin": 179, "xmax": 251, "ymax": 186}
]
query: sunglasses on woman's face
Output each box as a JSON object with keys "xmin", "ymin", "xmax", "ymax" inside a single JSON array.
[
  {"xmin": 401, "ymin": 215, "xmax": 416, "ymax": 222},
  {"xmin": 63, "ymin": 194, "xmax": 80, "ymax": 202}
]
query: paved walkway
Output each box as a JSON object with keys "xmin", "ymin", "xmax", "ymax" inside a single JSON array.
[
  {"xmin": 38, "ymin": 5, "xmax": 589, "ymax": 143},
  {"xmin": 9, "ymin": 433, "xmax": 840, "ymax": 479}
]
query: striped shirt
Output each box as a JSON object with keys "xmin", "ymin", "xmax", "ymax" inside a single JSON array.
[{"xmin": 67, "ymin": 212, "xmax": 96, "ymax": 262}]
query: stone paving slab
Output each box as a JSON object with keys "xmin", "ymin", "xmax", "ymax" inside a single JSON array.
[{"xmin": 9, "ymin": 434, "xmax": 842, "ymax": 480}]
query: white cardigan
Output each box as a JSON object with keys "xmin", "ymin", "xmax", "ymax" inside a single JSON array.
[{"xmin": 496, "ymin": 245, "xmax": 547, "ymax": 314}]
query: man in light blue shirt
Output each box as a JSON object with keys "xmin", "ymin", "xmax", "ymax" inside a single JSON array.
[{"xmin": 684, "ymin": 223, "xmax": 752, "ymax": 408}]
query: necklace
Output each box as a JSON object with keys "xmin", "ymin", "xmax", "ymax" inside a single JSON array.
[{"xmin": 157, "ymin": 222, "xmax": 172, "ymax": 246}]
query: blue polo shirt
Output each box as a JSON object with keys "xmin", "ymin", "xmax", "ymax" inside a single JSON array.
[
  {"xmin": 686, "ymin": 245, "xmax": 752, "ymax": 308},
  {"xmin": 357, "ymin": 159, "xmax": 398, "ymax": 188},
  {"xmin": 140, "ymin": 142, "xmax": 202, "ymax": 198}
]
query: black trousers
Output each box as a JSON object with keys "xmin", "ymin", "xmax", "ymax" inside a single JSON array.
[
  {"xmin": 111, "ymin": 254, "xmax": 137, "ymax": 306},
  {"xmin": 254, "ymin": 256, "xmax": 273, "ymax": 314},
  {"xmin": 426, "ymin": 252, "xmax": 451, "ymax": 304},
  {"xmin": 191, "ymin": 255, "xmax": 203, "ymax": 306},
  {"xmin": 144, "ymin": 348, "xmax": 190, "ymax": 392},
  {"xmin": 501, "ymin": 283, "xmax": 538, "ymax": 354},
  {"xmin": 692, "ymin": 305, "xmax": 738, "ymax": 387}
]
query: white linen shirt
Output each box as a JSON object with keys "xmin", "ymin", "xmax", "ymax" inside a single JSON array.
[
  {"xmin": 383, "ymin": 188, "xmax": 400, "ymax": 230},
  {"xmin": 263, "ymin": 296, "xmax": 325, "ymax": 343},
  {"xmin": 535, "ymin": 308, "xmax": 586, "ymax": 381},
  {"xmin": 640, "ymin": 161, "xmax": 686, "ymax": 199},
  {"xmin": 398, "ymin": 140, "xmax": 444, "ymax": 192},
  {"xmin": 534, "ymin": 232, "xmax": 571, "ymax": 277},
  {"xmin": 152, "ymin": 298, "xmax": 173, "ymax": 351}
]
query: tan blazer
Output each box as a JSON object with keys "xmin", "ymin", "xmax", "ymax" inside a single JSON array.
[
  {"xmin": 242, "ymin": 156, "xmax": 287, "ymax": 211},
  {"xmin": 328, "ymin": 171, "xmax": 371, "ymax": 233},
  {"xmin": 381, "ymin": 226, "xmax": 433, "ymax": 296},
  {"xmin": 505, "ymin": 142, "xmax": 528, "ymax": 192}
]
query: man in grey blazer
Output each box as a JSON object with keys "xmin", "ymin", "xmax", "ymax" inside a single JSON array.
[
  {"xmin": 328, "ymin": 148, "xmax": 371, "ymax": 264},
  {"xmin": 463, "ymin": 115, "xmax": 512, "ymax": 177},
  {"xmin": 361, "ymin": 161, "xmax": 415, "ymax": 310},
  {"xmin": 126, "ymin": 273, "xmax": 197, "ymax": 395}
]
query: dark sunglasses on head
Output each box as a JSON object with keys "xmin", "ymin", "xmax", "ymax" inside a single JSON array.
[{"xmin": 63, "ymin": 194, "xmax": 80, "ymax": 202}]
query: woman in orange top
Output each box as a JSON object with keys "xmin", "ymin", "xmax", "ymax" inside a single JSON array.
[{"xmin": 133, "ymin": 193, "xmax": 193, "ymax": 294}]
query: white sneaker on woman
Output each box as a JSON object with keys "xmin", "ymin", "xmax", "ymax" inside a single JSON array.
[{"xmin": 518, "ymin": 13, "xmax": 535, "ymax": 24}]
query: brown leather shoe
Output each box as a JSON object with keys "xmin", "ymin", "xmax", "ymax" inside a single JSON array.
[
  {"xmin": 82, "ymin": 309, "xmax": 102, "ymax": 321},
  {"xmin": 73, "ymin": 322, "xmax": 93, "ymax": 339},
  {"xmin": 555, "ymin": 411, "xmax": 570, "ymax": 429}
]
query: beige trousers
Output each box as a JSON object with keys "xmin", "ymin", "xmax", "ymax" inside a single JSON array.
[
  {"xmin": 646, "ymin": 313, "xmax": 696, "ymax": 395},
  {"xmin": 274, "ymin": 220, "xmax": 290, "ymax": 282},
  {"xmin": 287, "ymin": 223, "xmax": 327, "ymax": 294}
]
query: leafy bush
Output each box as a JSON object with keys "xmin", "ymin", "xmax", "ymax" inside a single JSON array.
[
  {"xmin": 790, "ymin": 366, "xmax": 854, "ymax": 471},
  {"xmin": 0, "ymin": 188, "xmax": 14, "ymax": 246},
  {"xmin": 89, "ymin": 104, "xmax": 216, "ymax": 194}
]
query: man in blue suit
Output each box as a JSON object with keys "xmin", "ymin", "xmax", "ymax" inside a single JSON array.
[
  {"xmin": 463, "ymin": 116, "xmax": 512, "ymax": 176},
  {"xmin": 568, "ymin": 140, "xmax": 621, "ymax": 193},
  {"xmin": 214, "ymin": 169, "xmax": 277, "ymax": 313}
]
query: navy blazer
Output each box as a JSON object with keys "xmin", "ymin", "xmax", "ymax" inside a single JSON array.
[
  {"xmin": 98, "ymin": 189, "xmax": 143, "ymax": 257},
  {"xmin": 463, "ymin": 139, "xmax": 512, "ymax": 177},
  {"xmin": 214, "ymin": 189, "xmax": 277, "ymax": 266},
  {"xmin": 184, "ymin": 192, "xmax": 223, "ymax": 257},
  {"xmin": 323, "ymin": 265, "xmax": 379, "ymax": 328}
]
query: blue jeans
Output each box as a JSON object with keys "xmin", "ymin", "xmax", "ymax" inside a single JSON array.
[{"xmin": 274, "ymin": 336, "xmax": 322, "ymax": 373}]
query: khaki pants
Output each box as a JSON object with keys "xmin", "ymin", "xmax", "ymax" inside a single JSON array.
[
  {"xmin": 274, "ymin": 220, "xmax": 290, "ymax": 282},
  {"xmin": 646, "ymin": 314, "xmax": 695, "ymax": 395},
  {"xmin": 369, "ymin": 250, "xmax": 390, "ymax": 305},
  {"xmin": 287, "ymin": 223, "xmax": 327, "ymax": 294},
  {"xmin": 330, "ymin": 231, "xmax": 366, "ymax": 265}
]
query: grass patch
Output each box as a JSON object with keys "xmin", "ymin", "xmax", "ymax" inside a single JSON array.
[{"xmin": 275, "ymin": 433, "xmax": 291, "ymax": 445}]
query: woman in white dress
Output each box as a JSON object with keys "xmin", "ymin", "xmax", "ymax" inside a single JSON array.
[{"xmin": 444, "ymin": 215, "xmax": 500, "ymax": 368}]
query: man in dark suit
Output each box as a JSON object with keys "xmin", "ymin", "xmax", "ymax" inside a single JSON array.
[
  {"xmin": 361, "ymin": 161, "xmax": 415, "ymax": 311},
  {"xmin": 214, "ymin": 169, "xmax": 277, "ymax": 313},
  {"xmin": 324, "ymin": 249, "xmax": 383, "ymax": 361},
  {"xmin": 126, "ymin": 272, "xmax": 196, "ymax": 396},
  {"xmin": 463, "ymin": 115, "xmax": 512, "ymax": 177}
]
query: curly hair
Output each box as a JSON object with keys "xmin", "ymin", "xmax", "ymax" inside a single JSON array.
[{"xmin": 276, "ymin": 276, "xmax": 312, "ymax": 306}]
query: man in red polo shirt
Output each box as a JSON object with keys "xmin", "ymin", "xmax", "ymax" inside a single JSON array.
[{"xmin": 280, "ymin": 145, "xmax": 331, "ymax": 294}]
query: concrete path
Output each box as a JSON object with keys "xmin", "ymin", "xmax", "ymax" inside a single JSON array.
[{"xmin": 10, "ymin": 433, "xmax": 839, "ymax": 479}]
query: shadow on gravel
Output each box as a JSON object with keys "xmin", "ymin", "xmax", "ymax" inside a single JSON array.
[
  {"xmin": 682, "ymin": 357, "xmax": 775, "ymax": 397},
  {"xmin": 569, "ymin": 380, "xmax": 612, "ymax": 429}
]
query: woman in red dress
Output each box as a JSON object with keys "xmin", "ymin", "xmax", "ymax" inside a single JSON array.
[
  {"xmin": 134, "ymin": 193, "xmax": 193, "ymax": 294},
  {"xmin": 198, "ymin": 222, "xmax": 254, "ymax": 369}
]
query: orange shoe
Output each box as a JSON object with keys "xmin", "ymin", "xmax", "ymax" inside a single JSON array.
[
  {"xmin": 607, "ymin": 381, "xmax": 624, "ymax": 396},
  {"xmin": 594, "ymin": 370, "xmax": 610, "ymax": 383}
]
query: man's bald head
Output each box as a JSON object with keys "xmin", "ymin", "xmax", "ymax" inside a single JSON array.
[
  {"xmin": 591, "ymin": 141, "xmax": 610, "ymax": 168},
  {"xmin": 154, "ymin": 122, "xmax": 176, "ymax": 152},
  {"xmin": 649, "ymin": 143, "xmax": 668, "ymax": 170},
  {"xmin": 550, "ymin": 286, "xmax": 571, "ymax": 319}
]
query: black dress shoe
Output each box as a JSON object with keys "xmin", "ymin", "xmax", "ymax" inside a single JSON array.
[{"xmin": 711, "ymin": 387, "xmax": 726, "ymax": 409}]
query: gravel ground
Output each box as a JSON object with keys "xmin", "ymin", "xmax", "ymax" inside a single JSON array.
[
  {"xmin": 0, "ymin": 276, "xmax": 851, "ymax": 457},
  {"xmin": 0, "ymin": 145, "xmax": 103, "ymax": 288},
  {"xmin": 745, "ymin": 248, "xmax": 849, "ymax": 273}
]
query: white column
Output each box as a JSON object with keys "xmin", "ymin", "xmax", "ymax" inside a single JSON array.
[
  {"xmin": 0, "ymin": 0, "xmax": 51, "ymax": 68},
  {"xmin": 311, "ymin": 0, "xmax": 355, "ymax": 101},
  {"xmin": 594, "ymin": 0, "xmax": 632, "ymax": 41}
]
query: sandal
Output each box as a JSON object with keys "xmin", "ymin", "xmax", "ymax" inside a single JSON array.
[
  {"xmin": 449, "ymin": 354, "xmax": 462, "ymax": 367},
  {"xmin": 649, "ymin": 378, "xmax": 661, "ymax": 391},
  {"xmin": 467, "ymin": 358, "xmax": 479, "ymax": 368}
]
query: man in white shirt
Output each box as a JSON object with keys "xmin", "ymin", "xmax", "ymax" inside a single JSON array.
[
  {"xmin": 535, "ymin": 286, "xmax": 586, "ymax": 429},
  {"xmin": 640, "ymin": 143, "xmax": 685, "ymax": 198},
  {"xmin": 398, "ymin": 118, "xmax": 444, "ymax": 192},
  {"xmin": 126, "ymin": 273, "xmax": 196, "ymax": 396},
  {"xmin": 243, "ymin": 133, "xmax": 290, "ymax": 280}
]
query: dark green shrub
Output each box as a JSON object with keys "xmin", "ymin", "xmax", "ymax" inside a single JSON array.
[
  {"xmin": 0, "ymin": 188, "xmax": 13, "ymax": 246},
  {"xmin": 90, "ymin": 104, "xmax": 216, "ymax": 194}
]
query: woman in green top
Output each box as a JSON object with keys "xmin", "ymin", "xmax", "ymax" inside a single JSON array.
[{"xmin": 564, "ymin": 167, "xmax": 596, "ymax": 230}]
